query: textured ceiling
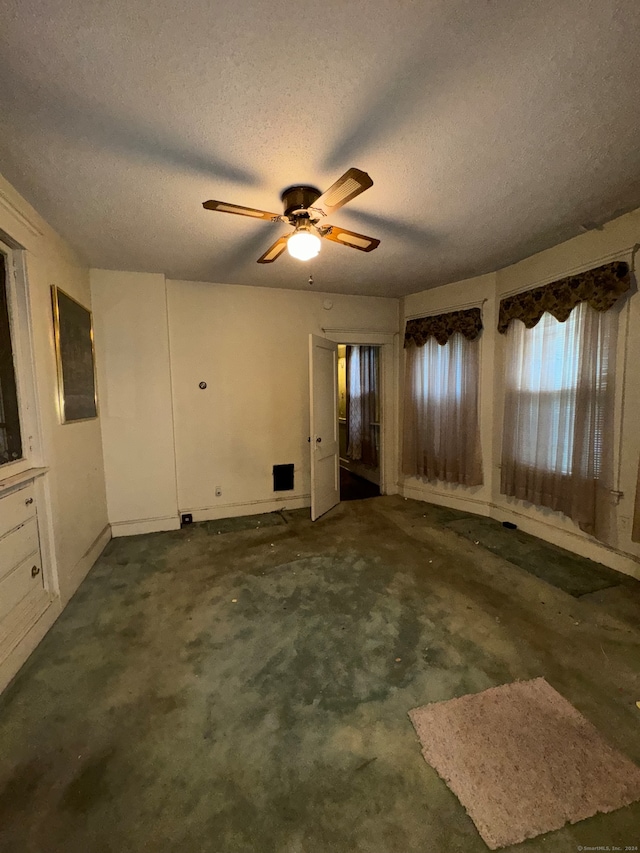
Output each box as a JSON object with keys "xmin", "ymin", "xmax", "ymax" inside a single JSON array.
[{"xmin": 1, "ymin": 0, "xmax": 640, "ymax": 297}]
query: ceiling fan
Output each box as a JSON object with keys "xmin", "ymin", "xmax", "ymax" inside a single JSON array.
[{"xmin": 202, "ymin": 167, "xmax": 380, "ymax": 263}]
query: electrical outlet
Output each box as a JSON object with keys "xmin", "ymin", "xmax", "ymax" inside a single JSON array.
[
  {"xmin": 215, "ymin": 487, "xmax": 222, "ymax": 497},
  {"xmin": 181, "ymin": 513, "xmax": 193, "ymax": 526}
]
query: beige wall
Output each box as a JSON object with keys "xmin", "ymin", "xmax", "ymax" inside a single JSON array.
[
  {"xmin": 90, "ymin": 270, "xmax": 179, "ymax": 535},
  {"xmin": 167, "ymin": 280, "xmax": 398, "ymax": 520},
  {"xmin": 0, "ymin": 173, "xmax": 109, "ymax": 687},
  {"xmin": 400, "ymin": 209, "xmax": 640, "ymax": 578},
  {"xmin": 92, "ymin": 273, "xmax": 399, "ymax": 528}
]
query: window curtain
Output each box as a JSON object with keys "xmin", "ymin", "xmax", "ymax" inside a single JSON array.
[
  {"xmin": 346, "ymin": 346, "xmax": 379, "ymax": 468},
  {"xmin": 498, "ymin": 260, "xmax": 630, "ymax": 332},
  {"xmin": 402, "ymin": 333, "xmax": 483, "ymax": 486},
  {"xmin": 405, "ymin": 306, "xmax": 483, "ymax": 347},
  {"xmin": 501, "ymin": 302, "xmax": 616, "ymax": 540}
]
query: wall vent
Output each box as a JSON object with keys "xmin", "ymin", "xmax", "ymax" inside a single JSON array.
[{"xmin": 273, "ymin": 464, "xmax": 294, "ymax": 491}]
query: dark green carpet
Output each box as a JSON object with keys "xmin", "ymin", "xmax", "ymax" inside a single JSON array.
[
  {"xmin": 445, "ymin": 516, "xmax": 624, "ymax": 597},
  {"xmin": 193, "ymin": 510, "xmax": 287, "ymax": 536},
  {"xmin": 1, "ymin": 497, "xmax": 639, "ymax": 853}
]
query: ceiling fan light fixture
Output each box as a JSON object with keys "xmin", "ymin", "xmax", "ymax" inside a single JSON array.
[
  {"xmin": 203, "ymin": 168, "xmax": 379, "ymax": 264},
  {"xmin": 287, "ymin": 224, "xmax": 321, "ymax": 261}
]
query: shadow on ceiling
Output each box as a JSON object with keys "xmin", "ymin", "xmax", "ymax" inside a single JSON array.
[
  {"xmin": 211, "ymin": 227, "xmax": 288, "ymax": 277},
  {"xmin": 341, "ymin": 208, "xmax": 438, "ymax": 246},
  {"xmin": 321, "ymin": 48, "xmax": 438, "ymax": 174},
  {"xmin": 0, "ymin": 61, "xmax": 260, "ymax": 188},
  {"xmin": 320, "ymin": 0, "xmax": 563, "ymax": 174}
]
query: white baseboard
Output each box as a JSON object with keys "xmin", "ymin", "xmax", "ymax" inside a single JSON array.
[
  {"xmin": 400, "ymin": 481, "xmax": 491, "ymax": 516},
  {"xmin": 185, "ymin": 494, "xmax": 310, "ymax": 523},
  {"xmin": 110, "ymin": 515, "xmax": 181, "ymax": 537}
]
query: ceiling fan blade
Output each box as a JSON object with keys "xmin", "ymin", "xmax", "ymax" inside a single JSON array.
[
  {"xmin": 321, "ymin": 225, "xmax": 380, "ymax": 253},
  {"xmin": 203, "ymin": 199, "xmax": 283, "ymax": 222},
  {"xmin": 312, "ymin": 168, "xmax": 373, "ymax": 216},
  {"xmin": 257, "ymin": 235, "xmax": 290, "ymax": 264}
]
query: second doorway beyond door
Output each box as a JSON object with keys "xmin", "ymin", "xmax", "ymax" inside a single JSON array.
[{"xmin": 338, "ymin": 344, "xmax": 381, "ymax": 501}]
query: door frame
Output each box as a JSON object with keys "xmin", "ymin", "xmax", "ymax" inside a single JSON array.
[{"xmin": 321, "ymin": 328, "xmax": 398, "ymax": 496}]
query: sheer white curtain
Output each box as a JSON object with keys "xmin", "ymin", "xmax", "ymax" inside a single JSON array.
[
  {"xmin": 501, "ymin": 301, "xmax": 616, "ymax": 540},
  {"xmin": 346, "ymin": 346, "xmax": 379, "ymax": 467},
  {"xmin": 402, "ymin": 333, "xmax": 483, "ymax": 486}
]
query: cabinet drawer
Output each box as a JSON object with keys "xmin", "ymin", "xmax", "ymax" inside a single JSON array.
[
  {"xmin": 0, "ymin": 517, "xmax": 39, "ymax": 583},
  {"xmin": 0, "ymin": 551, "xmax": 44, "ymax": 624},
  {"xmin": 0, "ymin": 484, "xmax": 36, "ymax": 540}
]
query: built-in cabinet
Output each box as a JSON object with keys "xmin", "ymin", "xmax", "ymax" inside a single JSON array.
[{"xmin": 0, "ymin": 478, "xmax": 49, "ymax": 670}]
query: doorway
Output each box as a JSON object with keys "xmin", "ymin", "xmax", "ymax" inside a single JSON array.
[{"xmin": 337, "ymin": 345, "xmax": 381, "ymax": 501}]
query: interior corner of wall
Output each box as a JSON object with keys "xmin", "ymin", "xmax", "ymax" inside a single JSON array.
[{"xmin": 59, "ymin": 523, "xmax": 112, "ymax": 605}]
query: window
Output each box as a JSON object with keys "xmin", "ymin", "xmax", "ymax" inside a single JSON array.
[
  {"xmin": 0, "ymin": 250, "xmax": 23, "ymax": 467},
  {"xmin": 501, "ymin": 301, "xmax": 616, "ymax": 538},
  {"xmin": 402, "ymin": 333, "xmax": 483, "ymax": 486},
  {"xmin": 507, "ymin": 307, "xmax": 605, "ymax": 475}
]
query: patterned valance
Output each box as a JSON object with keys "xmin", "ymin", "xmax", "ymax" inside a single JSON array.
[
  {"xmin": 404, "ymin": 307, "xmax": 483, "ymax": 348},
  {"xmin": 498, "ymin": 260, "xmax": 630, "ymax": 334}
]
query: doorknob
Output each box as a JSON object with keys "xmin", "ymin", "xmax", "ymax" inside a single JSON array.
[
  {"xmin": 316, "ymin": 437, "xmax": 322, "ymax": 443},
  {"xmin": 31, "ymin": 565, "xmax": 40, "ymax": 578}
]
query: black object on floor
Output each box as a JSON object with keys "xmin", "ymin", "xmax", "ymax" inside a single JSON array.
[{"xmin": 340, "ymin": 467, "xmax": 380, "ymax": 501}]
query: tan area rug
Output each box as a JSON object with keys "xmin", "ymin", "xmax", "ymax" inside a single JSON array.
[{"xmin": 409, "ymin": 678, "xmax": 640, "ymax": 849}]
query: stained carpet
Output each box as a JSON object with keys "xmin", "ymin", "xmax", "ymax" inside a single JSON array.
[
  {"xmin": 1, "ymin": 497, "xmax": 639, "ymax": 852},
  {"xmin": 409, "ymin": 677, "xmax": 640, "ymax": 849}
]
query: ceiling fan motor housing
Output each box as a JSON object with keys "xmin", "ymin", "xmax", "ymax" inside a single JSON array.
[{"xmin": 281, "ymin": 185, "xmax": 321, "ymax": 218}]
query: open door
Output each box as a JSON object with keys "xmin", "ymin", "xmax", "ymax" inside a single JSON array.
[{"xmin": 309, "ymin": 334, "xmax": 339, "ymax": 521}]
